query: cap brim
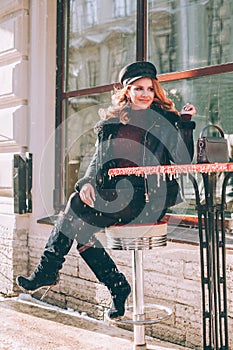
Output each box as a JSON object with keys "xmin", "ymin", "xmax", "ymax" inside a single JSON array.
[{"xmin": 123, "ymin": 75, "xmax": 157, "ymax": 86}]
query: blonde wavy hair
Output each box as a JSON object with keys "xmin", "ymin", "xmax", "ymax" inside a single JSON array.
[{"xmin": 98, "ymin": 78, "xmax": 179, "ymax": 123}]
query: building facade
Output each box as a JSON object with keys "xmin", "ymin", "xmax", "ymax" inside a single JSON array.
[{"xmin": 0, "ymin": 1, "xmax": 233, "ymax": 348}]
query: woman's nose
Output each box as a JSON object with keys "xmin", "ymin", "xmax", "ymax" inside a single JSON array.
[{"xmin": 142, "ymin": 89, "xmax": 148, "ymax": 96}]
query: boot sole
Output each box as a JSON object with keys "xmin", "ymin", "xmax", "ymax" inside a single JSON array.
[{"xmin": 16, "ymin": 276, "xmax": 59, "ymax": 299}]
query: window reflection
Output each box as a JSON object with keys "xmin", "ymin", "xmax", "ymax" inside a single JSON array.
[
  {"xmin": 86, "ymin": 0, "xmax": 97, "ymax": 26},
  {"xmin": 68, "ymin": 0, "xmax": 136, "ymax": 91},
  {"xmin": 148, "ymin": 0, "xmax": 233, "ymax": 73},
  {"xmin": 163, "ymin": 72, "xmax": 233, "ymax": 135},
  {"xmin": 68, "ymin": 0, "xmax": 233, "ymax": 92},
  {"xmin": 162, "ymin": 72, "xmax": 233, "ymax": 214},
  {"xmin": 70, "ymin": 0, "xmax": 97, "ymax": 32},
  {"xmin": 113, "ymin": 0, "xmax": 132, "ymax": 17},
  {"xmin": 64, "ymin": 93, "xmax": 111, "ymax": 197}
]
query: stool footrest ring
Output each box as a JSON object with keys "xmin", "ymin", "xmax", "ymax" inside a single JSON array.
[{"xmin": 106, "ymin": 303, "xmax": 172, "ymax": 325}]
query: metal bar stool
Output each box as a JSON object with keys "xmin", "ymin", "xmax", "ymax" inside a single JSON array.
[{"xmin": 99, "ymin": 221, "xmax": 172, "ymax": 350}]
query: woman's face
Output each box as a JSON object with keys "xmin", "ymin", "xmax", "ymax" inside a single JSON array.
[{"xmin": 127, "ymin": 78, "xmax": 155, "ymax": 110}]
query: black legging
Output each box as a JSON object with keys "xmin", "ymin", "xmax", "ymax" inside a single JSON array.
[{"xmin": 64, "ymin": 186, "xmax": 167, "ymax": 246}]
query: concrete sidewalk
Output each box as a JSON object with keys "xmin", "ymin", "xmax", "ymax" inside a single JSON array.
[{"xmin": 0, "ymin": 294, "xmax": 190, "ymax": 350}]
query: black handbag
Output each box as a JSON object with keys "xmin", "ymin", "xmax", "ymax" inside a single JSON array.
[{"xmin": 197, "ymin": 125, "xmax": 229, "ymax": 163}]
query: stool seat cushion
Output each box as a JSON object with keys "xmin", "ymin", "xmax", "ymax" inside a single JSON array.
[
  {"xmin": 97, "ymin": 222, "xmax": 167, "ymax": 250},
  {"xmin": 105, "ymin": 222, "xmax": 167, "ymax": 239}
]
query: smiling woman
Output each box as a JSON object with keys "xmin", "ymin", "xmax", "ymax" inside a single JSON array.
[{"xmin": 16, "ymin": 60, "xmax": 196, "ymax": 322}]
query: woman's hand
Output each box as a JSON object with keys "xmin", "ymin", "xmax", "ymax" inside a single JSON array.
[
  {"xmin": 79, "ymin": 183, "xmax": 96, "ymax": 208},
  {"xmin": 180, "ymin": 103, "xmax": 196, "ymax": 120}
]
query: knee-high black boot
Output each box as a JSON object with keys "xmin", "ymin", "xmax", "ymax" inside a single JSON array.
[
  {"xmin": 16, "ymin": 212, "xmax": 74, "ymax": 295},
  {"xmin": 77, "ymin": 239, "xmax": 131, "ymax": 319}
]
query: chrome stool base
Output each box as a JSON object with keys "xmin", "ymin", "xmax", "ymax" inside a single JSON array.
[{"xmin": 99, "ymin": 222, "xmax": 172, "ymax": 349}]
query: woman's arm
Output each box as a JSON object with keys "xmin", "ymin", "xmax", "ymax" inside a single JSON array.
[
  {"xmin": 74, "ymin": 141, "xmax": 99, "ymax": 191},
  {"xmin": 170, "ymin": 103, "xmax": 196, "ymax": 164}
]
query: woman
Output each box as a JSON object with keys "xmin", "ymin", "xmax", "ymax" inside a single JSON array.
[{"xmin": 16, "ymin": 61, "xmax": 196, "ymax": 319}]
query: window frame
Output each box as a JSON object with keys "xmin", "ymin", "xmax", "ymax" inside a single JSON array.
[{"xmin": 54, "ymin": 0, "xmax": 233, "ymax": 210}]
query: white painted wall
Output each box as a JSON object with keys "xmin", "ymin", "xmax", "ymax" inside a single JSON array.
[{"xmin": 0, "ymin": 0, "xmax": 57, "ymax": 293}]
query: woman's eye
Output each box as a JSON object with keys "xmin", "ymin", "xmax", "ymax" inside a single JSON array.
[{"xmin": 133, "ymin": 86, "xmax": 154, "ymax": 92}]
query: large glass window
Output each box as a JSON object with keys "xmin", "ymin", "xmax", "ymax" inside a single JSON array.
[
  {"xmin": 148, "ymin": 0, "xmax": 233, "ymax": 73},
  {"xmin": 163, "ymin": 72, "xmax": 233, "ymax": 135},
  {"xmin": 67, "ymin": 0, "xmax": 136, "ymax": 91},
  {"xmin": 162, "ymin": 72, "xmax": 233, "ymax": 216},
  {"xmin": 55, "ymin": 0, "xmax": 233, "ymax": 215}
]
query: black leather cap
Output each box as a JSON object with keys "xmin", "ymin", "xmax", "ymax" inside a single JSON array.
[{"xmin": 119, "ymin": 61, "xmax": 157, "ymax": 86}]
